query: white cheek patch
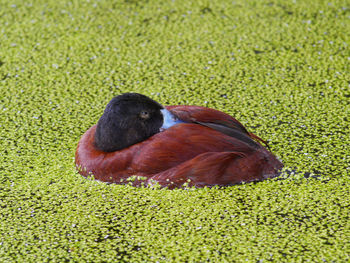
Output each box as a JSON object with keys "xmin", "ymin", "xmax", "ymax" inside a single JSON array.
[{"xmin": 160, "ymin": 109, "xmax": 185, "ymax": 131}]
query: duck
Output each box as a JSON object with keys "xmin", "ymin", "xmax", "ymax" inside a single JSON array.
[{"xmin": 75, "ymin": 93, "xmax": 283, "ymax": 189}]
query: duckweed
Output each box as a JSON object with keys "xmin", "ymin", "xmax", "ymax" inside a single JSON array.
[{"xmin": 0, "ymin": 0, "xmax": 349, "ymax": 262}]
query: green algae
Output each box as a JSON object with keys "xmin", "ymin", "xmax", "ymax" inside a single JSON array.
[{"xmin": 0, "ymin": 0, "xmax": 349, "ymax": 262}]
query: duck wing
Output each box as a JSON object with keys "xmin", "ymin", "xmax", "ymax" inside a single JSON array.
[{"xmin": 148, "ymin": 149, "xmax": 282, "ymax": 189}]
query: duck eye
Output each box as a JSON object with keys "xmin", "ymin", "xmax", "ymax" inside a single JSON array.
[{"xmin": 139, "ymin": 111, "xmax": 150, "ymax": 119}]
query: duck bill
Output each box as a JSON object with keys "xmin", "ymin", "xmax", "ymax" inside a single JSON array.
[{"xmin": 160, "ymin": 109, "xmax": 185, "ymax": 131}]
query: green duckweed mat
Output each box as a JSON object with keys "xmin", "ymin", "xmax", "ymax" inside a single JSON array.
[{"xmin": 1, "ymin": 0, "xmax": 349, "ymax": 262}]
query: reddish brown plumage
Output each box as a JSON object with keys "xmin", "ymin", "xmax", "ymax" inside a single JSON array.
[{"xmin": 75, "ymin": 105, "xmax": 283, "ymax": 188}]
